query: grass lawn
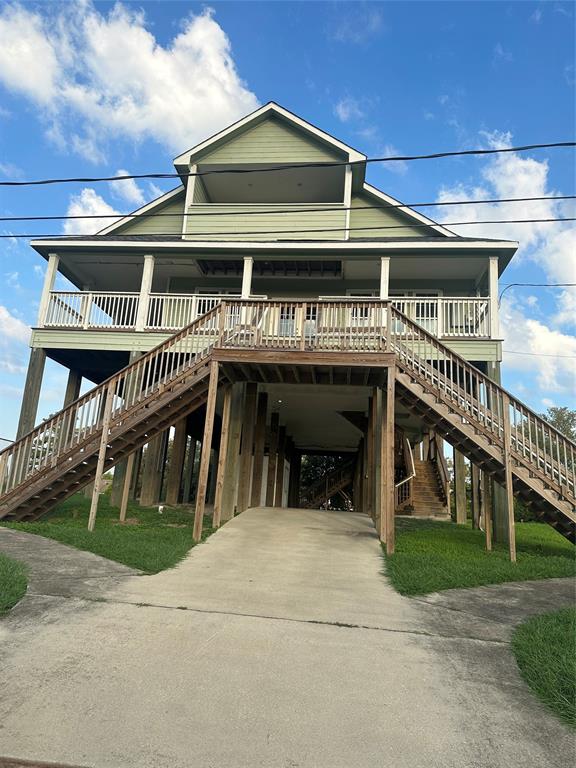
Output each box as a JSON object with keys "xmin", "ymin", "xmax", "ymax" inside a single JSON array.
[
  {"xmin": 384, "ymin": 518, "xmax": 575, "ymax": 595},
  {"xmin": 0, "ymin": 553, "xmax": 28, "ymax": 614},
  {"xmin": 1, "ymin": 493, "xmax": 214, "ymax": 573},
  {"xmin": 512, "ymin": 607, "xmax": 576, "ymax": 728}
]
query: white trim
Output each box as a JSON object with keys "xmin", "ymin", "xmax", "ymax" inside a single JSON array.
[
  {"xmin": 32, "ymin": 238, "xmax": 518, "ymax": 255},
  {"xmin": 361, "ymin": 183, "xmax": 457, "ymax": 238},
  {"xmin": 37, "ymin": 253, "xmax": 59, "ymax": 327},
  {"xmin": 97, "ymin": 186, "xmax": 185, "ymax": 236},
  {"xmin": 173, "ymin": 102, "xmax": 366, "ymax": 167}
]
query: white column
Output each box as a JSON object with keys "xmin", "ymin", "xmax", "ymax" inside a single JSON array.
[
  {"xmin": 241, "ymin": 256, "xmax": 253, "ymax": 298},
  {"xmin": 37, "ymin": 253, "xmax": 59, "ymax": 327},
  {"xmin": 488, "ymin": 255, "xmax": 499, "ymax": 338},
  {"xmin": 379, "ymin": 256, "xmax": 390, "ymax": 299},
  {"xmin": 135, "ymin": 254, "xmax": 155, "ymax": 331},
  {"xmin": 343, "ymin": 164, "xmax": 353, "ymax": 240}
]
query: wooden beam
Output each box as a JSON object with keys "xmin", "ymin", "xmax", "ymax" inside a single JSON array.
[
  {"xmin": 251, "ymin": 392, "xmax": 268, "ymax": 507},
  {"xmin": 501, "ymin": 394, "xmax": 517, "ymax": 563},
  {"xmin": 182, "ymin": 438, "xmax": 196, "ymax": 504},
  {"xmin": 470, "ymin": 463, "xmax": 481, "ymax": 529},
  {"xmin": 165, "ymin": 417, "xmax": 187, "ymax": 505},
  {"xmin": 88, "ymin": 382, "xmax": 115, "ymax": 532},
  {"xmin": 212, "ymin": 384, "xmax": 232, "ymax": 528},
  {"xmin": 237, "ymin": 383, "xmax": 258, "ymax": 513},
  {"xmin": 453, "ymin": 448, "xmax": 467, "ymax": 524},
  {"xmin": 220, "ymin": 383, "xmax": 244, "ymax": 522},
  {"xmin": 119, "ymin": 451, "xmax": 135, "ymax": 523},
  {"xmin": 482, "ymin": 470, "xmax": 493, "ymax": 552},
  {"xmin": 365, "ymin": 396, "xmax": 374, "ymax": 520},
  {"xmin": 193, "ymin": 361, "xmax": 219, "ymax": 542},
  {"xmin": 382, "ymin": 368, "xmax": 395, "ymax": 554},
  {"xmin": 266, "ymin": 412, "xmax": 280, "ymax": 506},
  {"xmin": 373, "ymin": 388, "xmax": 383, "ymax": 535},
  {"xmin": 274, "ymin": 427, "xmax": 287, "ymax": 507},
  {"xmin": 288, "ymin": 449, "xmax": 301, "ymax": 507}
]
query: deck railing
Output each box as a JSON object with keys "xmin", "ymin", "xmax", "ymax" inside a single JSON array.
[{"xmin": 42, "ymin": 292, "xmax": 493, "ymax": 339}]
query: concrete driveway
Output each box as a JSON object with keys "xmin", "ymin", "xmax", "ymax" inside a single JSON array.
[{"xmin": 0, "ymin": 508, "xmax": 574, "ymax": 768}]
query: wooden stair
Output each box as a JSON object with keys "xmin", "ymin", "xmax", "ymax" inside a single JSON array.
[
  {"xmin": 408, "ymin": 458, "xmax": 449, "ymax": 518},
  {"xmin": 301, "ymin": 460, "xmax": 355, "ymax": 509}
]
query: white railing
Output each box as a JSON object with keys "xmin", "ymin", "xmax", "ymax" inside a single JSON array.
[{"xmin": 43, "ymin": 292, "xmax": 492, "ymax": 338}]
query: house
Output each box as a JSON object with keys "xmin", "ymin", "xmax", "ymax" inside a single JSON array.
[{"xmin": 1, "ymin": 103, "xmax": 574, "ymax": 555}]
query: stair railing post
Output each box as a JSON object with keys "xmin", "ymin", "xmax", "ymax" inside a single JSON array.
[{"xmin": 88, "ymin": 381, "xmax": 116, "ymax": 531}]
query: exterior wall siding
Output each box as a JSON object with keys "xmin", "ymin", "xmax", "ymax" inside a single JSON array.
[
  {"xmin": 114, "ymin": 191, "xmax": 185, "ymax": 236},
  {"xmin": 185, "ymin": 204, "xmax": 347, "ymax": 241},
  {"xmin": 349, "ymin": 192, "xmax": 434, "ymax": 239},
  {"xmin": 196, "ymin": 119, "xmax": 344, "ymax": 164},
  {"xmin": 193, "ymin": 178, "xmax": 209, "ymax": 203}
]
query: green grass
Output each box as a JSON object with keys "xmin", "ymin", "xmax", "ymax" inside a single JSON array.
[
  {"xmin": 512, "ymin": 608, "xmax": 576, "ymax": 728},
  {"xmin": 1, "ymin": 493, "xmax": 214, "ymax": 573},
  {"xmin": 0, "ymin": 553, "xmax": 28, "ymax": 614},
  {"xmin": 384, "ymin": 519, "xmax": 575, "ymax": 595}
]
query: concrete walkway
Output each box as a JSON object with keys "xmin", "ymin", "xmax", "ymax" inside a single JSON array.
[{"xmin": 0, "ymin": 509, "xmax": 574, "ymax": 768}]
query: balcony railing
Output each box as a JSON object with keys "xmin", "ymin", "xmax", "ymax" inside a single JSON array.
[{"xmin": 42, "ymin": 292, "xmax": 493, "ymax": 339}]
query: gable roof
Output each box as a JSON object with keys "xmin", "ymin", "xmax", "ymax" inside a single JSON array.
[{"xmin": 173, "ymin": 102, "xmax": 367, "ymax": 171}]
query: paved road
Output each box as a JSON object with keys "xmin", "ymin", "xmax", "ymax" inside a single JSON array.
[{"xmin": 0, "ymin": 510, "xmax": 574, "ymax": 768}]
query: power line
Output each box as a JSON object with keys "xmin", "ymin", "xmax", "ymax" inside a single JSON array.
[
  {"xmin": 500, "ymin": 282, "xmax": 576, "ymax": 302},
  {"xmin": 503, "ymin": 350, "xmax": 576, "ymax": 359},
  {"xmin": 1, "ymin": 141, "xmax": 574, "ymax": 187},
  {"xmin": 2, "ymin": 216, "xmax": 574, "ymax": 240},
  {"xmin": 1, "ymin": 194, "xmax": 573, "ymax": 224}
]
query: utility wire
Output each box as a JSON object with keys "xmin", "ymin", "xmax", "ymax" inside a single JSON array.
[
  {"xmin": 1, "ymin": 194, "xmax": 573, "ymax": 224},
  {"xmin": 499, "ymin": 282, "xmax": 576, "ymax": 302},
  {"xmin": 3, "ymin": 216, "xmax": 574, "ymax": 239},
  {"xmin": 1, "ymin": 142, "xmax": 574, "ymax": 187},
  {"xmin": 503, "ymin": 350, "xmax": 576, "ymax": 359}
]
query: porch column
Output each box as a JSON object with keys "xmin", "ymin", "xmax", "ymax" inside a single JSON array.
[
  {"xmin": 372, "ymin": 388, "xmax": 383, "ymax": 534},
  {"xmin": 37, "ymin": 253, "xmax": 59, "ymax": 327},
  {"xmin": 193, "ymin": 361, "xmax": 220, "ymax": 541},
  {"xmin": 241, "ymin": 256, "xmax": 254, "ymax": 298},
  {"xmin": 381, "ymin": 368, "xmax": 395, "ymax": 553},
  {"xmin": 344, "ymin": 164, "xmax": 353, "ymax": 240},
  {"xmin": 16, "ymin": 348, "xmax": 46, "ymax": 439},
  {"xmin": 251, "ymin": 392, "xmax": 269, "ymax": 507},
  {"xmin": 266, "ymin": 412, "xmax": 280, "ymax": 506},
  {"xmin": 220, "ymin": 383, "xmax": 245, "ymax": 521},
  {"xmin": 453, "ymin": 448, "xmax": 467, "ymax": 524},
  {"xmin": 135, "ymin": 254, "xmax": 155, "ymax": 331},
  {"xmin": 166, "ymin": 418, "xmax": 188, "ymax": 505},
  {"xmin": 379, "ymin": 256, "xmax": 390, "ymax": 299},
  {"xmin": 237, "ymin": 383, "xmax": 258, "ymax": 512},
  {"xmin": 63, "ymin": 369, "xmax": 82, "ymax": 408},
  {"xmin": 488, "ymin": 255, "xmax": 499, "ymax": 338}
]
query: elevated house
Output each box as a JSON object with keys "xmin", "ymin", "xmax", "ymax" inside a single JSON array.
[{"xmin": 1, "ymin": 103, "xmax": 574, "ymax": 555}]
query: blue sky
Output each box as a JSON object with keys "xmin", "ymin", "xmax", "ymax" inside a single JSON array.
[{"xmin": 0, "ymin": 0, "xmax": 574, "ymax": 442}]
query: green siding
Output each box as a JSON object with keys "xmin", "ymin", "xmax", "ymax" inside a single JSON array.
[
  {"xmin": 186, "ymin": 204, "xmax": 346, "ymax": 241},
  {"xmin": 197, "ymin": 118, "xmax": 343, "ymax": 164},
  {"xmin": 193, "ymin": 178, "xmax": 209, "ymax": 203},
  {"xmin": 349, "ymin": 192, "xmax": 439, "ymax": 239},
  {"xmin": 114, "ymin": 190, "xmax": 185, "ymax": 236}
]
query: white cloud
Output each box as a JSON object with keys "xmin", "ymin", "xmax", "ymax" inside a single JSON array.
[
  {"xmin": 63, "ymin": 188, "xmax": 121, "ymax": 235},
  {"xmin": 0, "ymin": 304, "xmax": 30, "ymax": 344},
  {"xmin": 328, "ymin": 7, "xmax": 384, "ymax": 44},
  {"xmin": 501, "ymin": 298, "xmax": 576, "ymax": 393},
  {"xmin": 334, "ymin": 97, "xmax": 364, "ymax": 123},
  {"xmin": 530, "ymin": 9, "xmax": 543, "ymax": 24},
  {"xmin": 0, "ymin": 3, "xmax": 259, "ymax": 161},
  {"xmin": 435, "ymin": 129, "xmax": 576, "ymax": 327},
  {"xmin": 109, "ymin": 170, "xmax": 146, "ymax": 207},
  {"xmin": 493, "ymin": 43, "xmax": 513, "ymax": 64},
  {"xmin": 379, "ymin": 144, "xmax": 408, "ymax": 176}
]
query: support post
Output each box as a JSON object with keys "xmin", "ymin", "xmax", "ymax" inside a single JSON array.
[
  {"xmin": 135, "ymin": 254, "xmax": 155, "ymax": 331},
  {"xmin": 453, "ymin": 448, "xmax": 467, "ymax": 524},
  {"xmin": 63, "ymin": 369, "xmax": 82, "ymax": 408},
  {"xmin": 241, "ymin": 256, "xmax": 254, "ymax": 298},
  {"xmin": 381, "ymin": 368, "xmax": 395, "ymax": 553},
  {"xmin": 220, "ymin": 383, "xmax": 244, "ymax": 521},
  {"xmin": 364, "ymin": 396, "xmax": 374, "ymax": 519},
  {"xmin": 266, "ymin": 412, "xmax": 280, "ymax": 506},
  {"xmin": 373, "ymin": 388, "xmax": 383, "ymax": 535},
  {"xmin": 379, "ymin": 256, "xmax": 390, "ymax": 299},
  {"xmin": 213, "ymin": 384, "xmax": 232, "ymax": 528},
  {"xmin": 288, "ymin": 449, "xmax": 301, "ymax": 507},
  {"xmin": 182, "ymin": 439, "xmax": 196, "ymax": 504},
  {"xmin": 119, "ymin": 452, "xmax": 135, "ymax": 523},
  {"xmin": 193, "ymin": 361, "xmax": 219, "ymax": 541},
  {"xmin": 274, "ymin": 427, "xmax": 287, "ymax": 507},
  {"xmin": 251, "ymin": 392, "xmax": 269, "ymax": 507},
  {"xmin": 488, "ymin": 255, "xmax": 499, "ymax": 339},
  {"xmin": 16, "ymin": 348, "xmax": 47, "ymax": 439},
  {"xmin": 237, "ymin": 383, "xmax": 258, "ymax": 513},
  {"xmin": 37, "ymin": 253, "xmax": 59, "ymax": 327},
  {"xmin": 140, "ymin": 432, "xmax": 166, "ymax": 506},
  {"xmin": 482, "ymin": 471, "xmax": 493, "ymax": 552},
  {"xmin": 88, "ymin": 383, "xmax": 115, "ymax": 531},
  {"xmin": 501, "ymin": 394, "xmax": 517, "ymax": 563},
  {"xmin": 166, "ymin": 418, "xmax": 188, "ymax": 505},
  {"xmin": 471, "ymin": 463, "xmax": 481, "ymax": 529}
]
